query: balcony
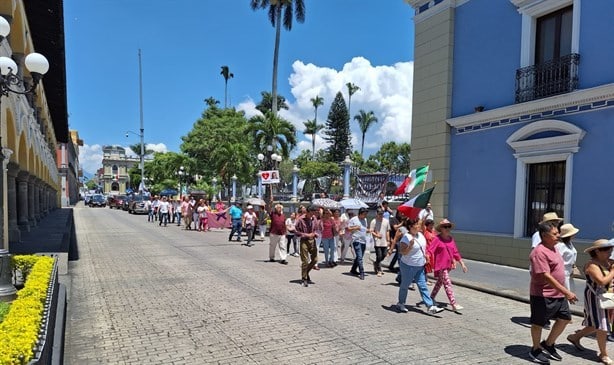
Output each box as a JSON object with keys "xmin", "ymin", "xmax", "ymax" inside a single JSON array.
[{"xmin": 515, "ymin": 53, "xmax": 580, "ymax": 103}]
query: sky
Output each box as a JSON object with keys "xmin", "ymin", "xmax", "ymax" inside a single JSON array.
[{"xmin": 64, "ymin": 1, "xmax": 415, "ymax": 175}]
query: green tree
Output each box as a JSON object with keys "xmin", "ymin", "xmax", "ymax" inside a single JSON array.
[
  {"xmin": 210, "ymin": 141, "xmax": 251, "ymax": 199},
  {"xmin": 346, "ymin": 82, "xmax": 360, "ymax": 119},
  {"xmin": 247, "ymin": 111, "xmax": 297, "ymax": 162},
  {"xmin": 255, "ymin": 91, "xmax": 289, "ymax": 115},
  {"xmin": 368, "ymin": 141, "xmax": 411, "ymax": 173},
  {"xmin": 128, "ymin": 143, "xmax": 154, "ymax": 158},
  {"xmin": 250, "ymin": 0, "xmax": 305, "ymax": 116},
  {"xmin": 220, "ymin": 66, "xmax": 234, "ymax": 108},
  {"xmin": 85, "ymin": 180, "xmax": 97, "ymax": 191},
  {"xmin": 204, "ymin": 97, "xmax": 220, "ymax": 108},
  {"xmin": 354, "ymin": 109, "xmax": 378, "ymax": 158},
  {"xmin": 323, "ymin": 92, "xmax": 351, "ymax": 163},
  {"xmin": 302, "ymin": 119, "xmax": 324, "ymax": 159},
  {"xmin": 143, "ymin": 151, "xmax": 192, "ymax": 194}
]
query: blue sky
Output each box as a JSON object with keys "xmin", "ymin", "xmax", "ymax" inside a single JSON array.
[{"xmin": 65, "ymin": 1, "xmax": 415, "ymax": 174}]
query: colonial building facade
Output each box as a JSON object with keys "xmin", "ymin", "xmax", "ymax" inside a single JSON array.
[
  {"xmin": 57, "ymin": 130, "xmax": 82, "ymax": 207},
  {"xmin": 407, "ymin": 0, "xmax": 613, "ymax": 268},
  {"xmin": 101, "ymin": 145, "xmax": 139, "ymax": 195},
  {"xmin": 0, "ymin": 0, "xmax": 68, "ymax": 248}
]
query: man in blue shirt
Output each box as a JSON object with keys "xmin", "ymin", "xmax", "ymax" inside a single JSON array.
[{"xmin": 228, "ymin": 202, "xmax": 243, "ymax": 242}]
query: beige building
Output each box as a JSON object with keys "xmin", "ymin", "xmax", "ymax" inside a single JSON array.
[
  {"xmin": 101, "ymin": 145, "xmax": 139, "ymax": 195},
  {"xmin": 0, "ymin": 1, "xmax": 68, "ymax": 247}
]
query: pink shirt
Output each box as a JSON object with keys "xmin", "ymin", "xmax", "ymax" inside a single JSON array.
[
  {"xmin": 529, "ymin": 243, "xmax": 566, "ymax": 298},
  {"xmin": 321, "ymin": 219, "xmax": 335, "ymax": 239},
  {"xmin": 428, "ymin": 234, "xmax": 462, "ymax": 273}
]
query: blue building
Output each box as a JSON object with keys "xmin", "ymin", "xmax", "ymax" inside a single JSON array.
[{"xmin": 407, "ymin": 0, "xmax": 613, "ymax": 267}]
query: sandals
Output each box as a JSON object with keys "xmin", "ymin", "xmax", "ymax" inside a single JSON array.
[
  {"xmin": 601, "ymin": 355, "xmax": 613, "ymax": 365},
  {"xmin": 566, "ymin": 334, "xmax": 585, "ymax": 351}
]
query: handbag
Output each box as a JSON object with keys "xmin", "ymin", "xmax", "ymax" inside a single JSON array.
[
  {"xmin": 587, "ymin": 282, "xmax": 614, "ymax": 310},
  {"xmin": 419, "ymin": 244, "xmax": 433, "ymax": 273}
]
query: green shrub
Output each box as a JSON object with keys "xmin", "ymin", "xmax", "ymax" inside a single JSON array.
[
  {"xmin": 0, "ymin": 302, "xmax": 9, "ymax": 323},
  {"xmin": 0, "ymin": 255, "xmax": 54, "ymax": 365}
]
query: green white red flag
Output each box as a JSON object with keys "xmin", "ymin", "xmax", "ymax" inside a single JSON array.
[
  {"xmin": 397, "ymin": 186, "xmax": 435, "ymax": 219},
  {"xmin": 405, "ymin": 165, "xmax": 429, "ymax": 194}
]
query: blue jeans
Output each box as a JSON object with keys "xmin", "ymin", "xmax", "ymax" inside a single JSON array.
[
  {"xmin": 175, "ymin": 211, "xmax": 181, "ymax": 225},
  {"xmin": 322, "ymin": 237, "xmax": 336, "ymax": 263},
  {"xmin": 229, "ymin": 218, "xmax": 242, "ymax": 240},
  {"xmin": 398, "ymin": 260, "xmax": 434, "ymax": 307},
  {"xmin": 351, "ymin": 241, "xmax": 366, "ymax": 274}
]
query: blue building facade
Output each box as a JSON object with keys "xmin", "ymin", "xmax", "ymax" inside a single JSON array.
[{"xmin": 408, "ymin": 0, "xmax": 614, "ymax": 267}]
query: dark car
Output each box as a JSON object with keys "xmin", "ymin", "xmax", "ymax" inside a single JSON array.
[
  {"xmin": 121, "ymin": 195, "xmax": 134, "ymax": 211},
  {"xmin": 128, "ymin": 195, "xmax": 150, "ymax": 214},
  {"xmin": 89, "ymin": 194, "xmax": 106, "ymax": 208},
  {"xmin": 108, "ymin": 195, "xmax": 126, "ymax": 209}
]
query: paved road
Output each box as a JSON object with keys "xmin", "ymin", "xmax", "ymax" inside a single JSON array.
[{"xmin": 64, "ymin": 205, "xmax": 602, "ymax": 364}]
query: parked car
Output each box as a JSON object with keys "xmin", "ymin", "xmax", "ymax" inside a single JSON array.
[
  {"xmin": 89, "ymin": 194, "xmax": 106, "ymax": 208},
  {"xmin": 128, "ymin": 195, "xmax": 150, "ymax": 214},
  {"xmin": 108, "ymin": 195, "xmax": 126, "ymax": 209},
  {"xmin": 121, "ymin": 195, "xmax": 134, "ymax": 211}
]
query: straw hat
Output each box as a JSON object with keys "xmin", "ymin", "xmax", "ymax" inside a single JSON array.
[
  {"xmin": 435, "ymin": 218, "xmax": 455, "ymax": 232},
  {"xmin": 583, "ymin": 239, "xmax": 614, "ymax": 253},
  {"xmin": 539, "ymin": 212, "xmax": 563, "ymax": 224},
  {"xmin": 247, "ymin": 205, "xmax": 254, "ymax": 209},
  {"xmin": 559, "ymin": 223, "xmax": 579, "ymax": 238}
]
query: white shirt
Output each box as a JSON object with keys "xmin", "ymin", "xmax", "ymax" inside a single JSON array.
[
  {"xmin": 555, "ymin": 241, "xmax": 577, "ymax": 275},
  {"xmin": 369, "ymin": 218, "xmax": 390, "ymax": 247},
  {"xmin": 158, "ymin": 201, "xmax": 170, "ymax": 213},
  {"xmin": 419, "ymin": 208, "xmax": 433, "ymax": 221},
  {"xmin": 399, "ymin": 232, "xmax": 427, "ymax": 267},
  {"xmin": 531, "ymin": 231, "xmax": 541, "ymax": 248},
  {"xmin": 349, "ymin": 216, "xmax": 368, "ymax": 244}
]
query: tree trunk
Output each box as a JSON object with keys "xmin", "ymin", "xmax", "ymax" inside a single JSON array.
[{"xmin": 271, "ymin": 7, "xmax": 282, "ymax": 116}]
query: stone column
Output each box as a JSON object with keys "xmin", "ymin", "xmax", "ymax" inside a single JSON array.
[
  {"xmin": 27, "ymin": 176, "xmax": 36, "ymax": 228},
  {"xmin": 17, "ymin": 170, "xmax": 30, "ymax": 232},
  {"xmin": 41, "ymin": 184, "xmax": 49, "ymax": 217},
  {"xmin": 33, "ymin": 178, "xmax": 41, "ymax": 222},
  {"xmin": 7, "ymin": 162, "xmax": 20, "ymax": 244}
]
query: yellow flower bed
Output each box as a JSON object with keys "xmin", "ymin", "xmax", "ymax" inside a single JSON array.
[{"xmin": 0, "ymin": 256, "xmax": 54, "ymax": 365}]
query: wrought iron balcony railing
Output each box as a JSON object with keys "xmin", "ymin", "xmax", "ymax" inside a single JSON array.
[{"xmin": 515, "ymin": 53, "xmax": 580, "ymax": 103}]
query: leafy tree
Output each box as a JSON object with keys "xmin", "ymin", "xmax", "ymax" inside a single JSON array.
[
  {"xmin": 368, "ymin": 141, "xmax": 411, "ymax": 173},
  {"xmin": 354, "ymin": 109, "xmax": 378, "ymax": 158},
  {"xmin": 247, "ymin": 111, "xmax": 297, "ymax": 162},
  {"xmin": 143, "ymin": 151, "xmax": 192, "ymax": 193},
  {"xmin": 210, "ymin": 141, "xmax": 252, "ymax": 197},
  {"xmin": 255, "ymin": 91, "xmax": 289, "ymax": 115},
  {"xmin": 323, "ymin": 92, "xmax": 351, "ymax": 163},
  {"xmin": 302, "ymin": 119, "xmax": 324, "ymax": 159},
  {"xmin": 250, "ymin": 0, "xmax": 305, "ymax": 115},
  {"xmin": 85, "ymin": 180, "xmax": 97, "ymax": 191},
  {"xmin": 204, "ymin": 97, "xmax": 220, "ymax": 108},
  {"xmin": 128, "ymin": 143, "xmax": 154, "ymax": 158},
  {"xmin": 346, "ymin": 82, "xmax": 360, "ymax": 119},
  {"xmin": 220, "ymin": 66, "xmax": 234, "ymax": 108}
]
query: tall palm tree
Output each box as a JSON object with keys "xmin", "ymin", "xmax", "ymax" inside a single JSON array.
[
  {"xmin": 346, "ymin": 82, "xmax": 360, "ymax": 119},
  {"xmin": 255, "ymin": 91, "xmax": 289, "ymax": 115},
  {"xmin": 303, "ymin": 119, "xmax": 324, "ymax": 159},
  {"xmin": 310, "ymin": 95, "xmax": 324, "ymax": 121},
  {"xmin": 220, "ymin": 66, "xmax": 234, "ymax": 108},
  {"xmin": 247, "ymin": 111, "xmax": 297, "ymax": 161},
  {"xmin": 250, "ymin": 0, "xmax": 305, "ymax": 116},
  {"xmin": 128, "ymin": 143, "xmax": 154, "ymax": 159},
  {"xmin": 354, "ymin": 109, "xmax": 378, "ymax": 158},
  {"xmin": 211, "ymin": 141, "xmax": 251, "ymax": 196}
]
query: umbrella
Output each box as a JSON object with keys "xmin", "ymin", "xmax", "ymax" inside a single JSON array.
[
  {"xmin": 339, "ymin": 198, "xmax": 368, "ymax": 210},
  {"xmin": 311, "ymin": 198, "xmax": 342, "ymax": 209},
  {"xmin": 245, "ymin": 197, "xmax": 266, "ymax": 206}
]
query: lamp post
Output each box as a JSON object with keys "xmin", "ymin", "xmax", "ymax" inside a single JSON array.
[
  {"xmin": 343, "ymin": 155, "xmax": 352, "ymax": 199},
  {"xmin": 0, "ymin": 16, "xmax": 49, "ymax": 299},
  {"xmin": 176, "ymin": 166, "xmax": 185, "ymax": 199},
  {"xmin": 231, "ymin": 174, "xmax": 237, "ymax": 202},
  {"xmin": 257, "ymin": 146, "xmax": 282, "ymax": 205},
  {"xmin": 125, "ymin": 130, "xmax": 145, "ymax": 194},
  {"xmin": 211, "ymin": 177, "xmax": 217, "ymax": 202}
]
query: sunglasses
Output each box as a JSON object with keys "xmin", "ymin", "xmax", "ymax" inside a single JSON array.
[
  {"xmin": 598, "ymin": 247, "xmax": 613, "ymax": 252},
  {"xmin": 440, "ymin": 225, "xmax": 452, "ymax": 229}
]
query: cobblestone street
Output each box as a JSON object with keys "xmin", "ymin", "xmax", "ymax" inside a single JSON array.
[{"xmin": 64, "ymin": 205, "xmax": 600, "ymax": 364}]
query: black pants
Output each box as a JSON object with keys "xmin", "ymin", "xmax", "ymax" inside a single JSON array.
[
  {"xmin": 286, "ymin": 235, "xmax": 297, "ymax": 254},
  {"xmin": 388, "ymin": 242, "xmax": 400, "ymax": 270},
  {"xmin": 374, "ymin": 246, "xmax": 387, "ymax": 273}
]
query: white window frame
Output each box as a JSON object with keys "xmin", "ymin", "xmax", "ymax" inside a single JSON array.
[
  {"xmin": 511, "ymin": 0, "xmax": 581, "ymax": 67},
  {"xmin": 506, "ymin": 119, "xmax": 585, "ymax": 237}
]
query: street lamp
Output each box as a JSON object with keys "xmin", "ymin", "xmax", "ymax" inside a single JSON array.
[
  {"xmin": 211, "ymin": 177, "xmax": 217, "ymax": 202},
  {"xmin": 176, "ymin": 166, "xmax": 186, "ymax": 198},
  {"xmin": 231, "ymin": 174, "xmax": 237, "ymax": 202},
  {"xmin": 0, "ymin": 16, "xmax": 49, "ymax": 300},
  {"xmin": 343, "ymin": 155, "xmax": 352, "ymax": 199},
  {"xmin": 125, "ymin": 129, "xmax": 145, "ymax": 194}
]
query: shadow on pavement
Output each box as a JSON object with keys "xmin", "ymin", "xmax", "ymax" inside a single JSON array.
[
  {"xmin": 510, "ymin": 316, "xmax": 532, "ymax": 328},
  {"xmin": 380, "ymin": 304, "xmax": 439, "ymax": 317},
  {"xmin": 505, "ymin": 343, "xmax": 599, "ymax": 363},
  {"xmin": 503, "ymin": 344, "xmax": 533, "ymax": 362}
]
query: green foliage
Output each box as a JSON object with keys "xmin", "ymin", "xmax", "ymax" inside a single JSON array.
[
  {"xmin": 368, "ymin": 141, "xmax": 411, "ymax": 173},
  {"xmin": 143, "ymin": 151, "xmax": 191, "ymax": 194},
  {"xmin": 323, "ymin": 92, "xmax": 352, "ymax": 163},
  {"xmin": 0, "ymin": 302, "xmax": 9, "ymax": 323},
  {"xmin": 255, "ymin": 91, "xmax": 289, "ymax": 114},
  {"xmin": 85, "ymin": 180, "xmax": 97, "ymax": 191},
  {"xmin": 299, "ymin": 161, "xmax": 340, "ymax": 181},
  {"xmin": 247, "ymin": 112, "xmax": 297, "ymax": 159},
  {"xmin": 354, "ymin": 109, "xmax": 378, "ymax": 158}
]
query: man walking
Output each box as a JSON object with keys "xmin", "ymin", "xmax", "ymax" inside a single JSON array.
[
  {"xmin": 528, "ymin": 222, "xmax": 578, "ymax": 364},
  {"xmin": 228, "ymin": 201, "xmax": 243, "ymax": 242},
  {"xmin": 268, "ymin": 204, "xmax": 288, "ymax": 264},
  {"xmin": 295, "ymin": 205, "xmax": 319, "ymax": 287},
  {"xmin": 348, "ymin": 207, "xmax": 372, "ymax": 280}
]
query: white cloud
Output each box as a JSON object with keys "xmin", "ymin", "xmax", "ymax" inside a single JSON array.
[{"xmin": 281, "ymin": 57, "xmax": 413, "ymax": 158}]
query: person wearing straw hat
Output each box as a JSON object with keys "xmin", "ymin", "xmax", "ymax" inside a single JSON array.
[
  {"xmin": 555, "ymin": 223, "xmax": 580, "ymax": 292},
  {"xmin": 532, "ymin": 212, "xmax": 564, "ymax": 248},
  {"xmin": 566, "ymin": 239, "xmax": 614, "ymax": 365},
  {"xmin": 528, "ymin": 222, "xmax": 577, "ymax": 364}
]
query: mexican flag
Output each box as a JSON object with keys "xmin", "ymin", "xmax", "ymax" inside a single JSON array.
[
  {"xmin": 405, "ymin": 165, "xmax": 429, "ymax": 194},
  {"xmin": 397, "ymin": 186, "xmax": 435, "ymax": 219}
]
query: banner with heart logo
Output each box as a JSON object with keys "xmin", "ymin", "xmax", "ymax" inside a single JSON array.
[{"xmin": 259, "ymin": 170, "xmax": 280, "ymax": 185}]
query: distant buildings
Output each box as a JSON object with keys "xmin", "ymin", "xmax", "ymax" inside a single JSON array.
[{"xmin": 100, "ymin": 145, "xmax": 140, "ymax": 195}]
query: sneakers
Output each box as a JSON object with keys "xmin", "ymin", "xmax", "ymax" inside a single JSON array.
[
  {"xmin": 376, "ymin": 272, "xmax": 383, "ymax": 277},
  {"xmin": 396, "ymin": 303, "xmax": 408, "ymax": 313},
  {"xmin": 279, "ymin": 260, "xmax": 288, "ymax": 265},
  {"xmin": 302, "ymin": 280, "xmax": 309, "ymax": 287},
  {"xmin": 452, "ymin": 305, "xmax": 464, "ymax": 312},
  {"xmin": 540, "ymin": 341, "xmax": 562, "ymax": 361},
  {"xmin": 428, "ymin": 306, "xmax": 444, "ymax": 314},
  {"xmin": 529, "ymin": 348, "xmax": 551, "ymax": 364}
]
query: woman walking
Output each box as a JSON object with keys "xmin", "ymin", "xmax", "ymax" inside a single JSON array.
[
  {"xmin": 396, "ymin": 217, "xmax": 443, "ymax": 314},
  {"xmin": 556, "ymin": 223, "xmax": 579, "ymax": 292},
  {"xmin": 567, "ymin": 239, "xmax": 614, "ymax": 365},
  {"xmin": 320, "ymin": 209, "xmax": 337, "ymax": 267},
  {"xmin": 428, "ymin": 218, "xmax": 468, "ymax": 312},
  {"xmin": 285, "ymin": 212, "xmax": 298, "ymax": 257}
]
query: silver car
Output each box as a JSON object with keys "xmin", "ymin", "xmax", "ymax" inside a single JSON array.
[{"xmin": 128, "ymin": 196, "xmax": 150, "ymax": 214}]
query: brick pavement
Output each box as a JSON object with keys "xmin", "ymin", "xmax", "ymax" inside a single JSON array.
[{"xmin": 64, "ymin": 205, "xmax": 603, "ymax": 364}]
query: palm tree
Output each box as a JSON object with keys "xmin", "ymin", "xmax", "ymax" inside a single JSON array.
[
  {"xmin": 346, "ymin": 82, "xmax": 360, "ymax": 118},
  {"xmin": 303, "ymin": 119, "xmax": 324, "ymax": 159},
  {"xmin": 211, "ymin": 141, "xmax": 251, "ymax": 198},
  {"xmin": 250, "ymin": 0, "xmax": 305, "ymax": 116},
  {"xmin": 255, "ymin": 91, "xmax": 289, "ymax": 115},
  {"xmin": 354, "ymin": 109, "xmax": 378, "ymax": 158},
  {"xmin": 220, "ymin": 66, "xmax": 234, "ymax": 108},
  {"xmin": 247, "ymin": 111, "xmax": 297, "ymax": 161}
]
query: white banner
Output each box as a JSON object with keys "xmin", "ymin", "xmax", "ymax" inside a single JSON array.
[{"xmin": 260, "ymin": 170, "xmax": 280, "ymax": 185}]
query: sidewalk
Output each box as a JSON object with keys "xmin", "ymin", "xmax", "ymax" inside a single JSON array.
[{"xmin": 426, "ymin": 258, "xmax": 586, "ymax": 316}]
